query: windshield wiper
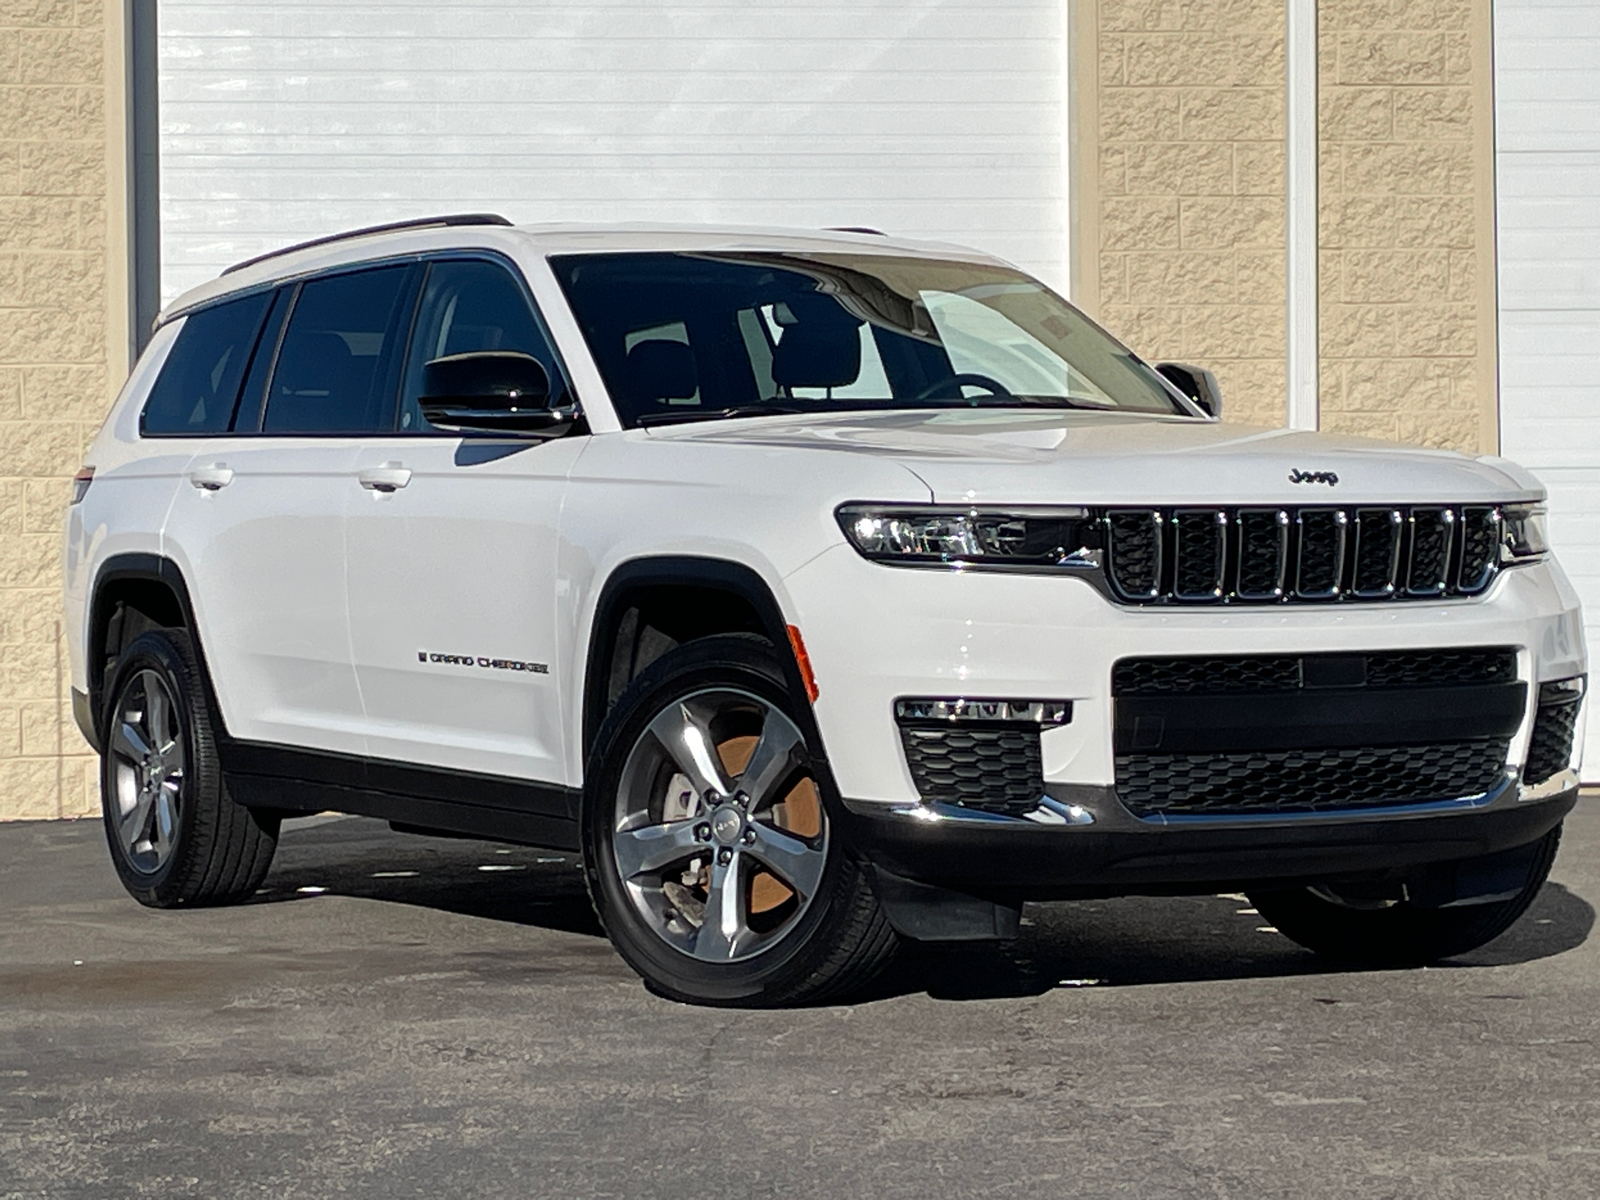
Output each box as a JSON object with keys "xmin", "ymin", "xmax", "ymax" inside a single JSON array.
[{"xmin": 636, "ymin": 405, "xmax": 807, "ymax": 428}]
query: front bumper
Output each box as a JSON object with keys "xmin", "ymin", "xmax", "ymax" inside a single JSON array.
[
  {"xmin": 844, "ymin": 779, "xmax": 1579, "ymax": 902},
  {"xmin": 785, "ymin": 546, "xmax": 1587, "ymax": 806}
]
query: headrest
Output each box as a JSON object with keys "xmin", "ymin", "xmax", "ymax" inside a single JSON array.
[
  {"xmin": 626, "ymin": 339, "xmax": 698, "ymax": 403},
  {"xmin": 771, "ymin": 321, "xmax": 861, "ymax": 389}
]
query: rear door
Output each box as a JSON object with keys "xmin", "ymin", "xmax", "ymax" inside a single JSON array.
[
  {"xmin": 166, "ymin": 263, "xmax": 418, "ymax": 755},
  {"xmin": 344, "ymin": 256, "xmax": 585, "ymax": 789}
]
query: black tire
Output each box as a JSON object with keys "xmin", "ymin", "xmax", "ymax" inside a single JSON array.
[
  {"xmin": 1248, "ymin": 825, "xmax": 1562, "ymax": 966},
  {"xmin": 582, "ymin": 633, "xmax": 897, "ymax": 1006},
  {"xmin": 100, "ymin": 628, "xmax": 279, "ymax": 907}
]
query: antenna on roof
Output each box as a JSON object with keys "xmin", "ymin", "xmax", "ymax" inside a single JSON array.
[{"xmin": 222, "ymin": 213, "xmax": 514, "ymax": 275}]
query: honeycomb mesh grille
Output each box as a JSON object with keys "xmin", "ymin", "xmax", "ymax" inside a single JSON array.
[
  {"xmin": 1525, "ymin": 701, "xmax": 1580, "ymax": 786},
  {"xmin": 1116, "ymin": 740, "xmax": 1510, "ymax": 817},
  {"xmin": 1113, "ymin": 648, "xmax": 1517, "ymax": 695},
  {"xmin": 1103, "ymin": 503, "xmax": 1503, "ymax": 604},
  {"xmin": 899, "ymin": 726, "xmax": 1042, "ymax": 816}
]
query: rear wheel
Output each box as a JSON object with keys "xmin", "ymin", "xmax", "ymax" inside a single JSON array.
[
  {"xmin": 582, "ymin": 633, "xmax": 897, "ymax": 1006},
  {"xmin": 1248, "ymin": 825, "xmax": 1562, "ymax": 966},
  {"xmin": 101, "ymin": 629, "xmax": 279, "ymax": 907}
]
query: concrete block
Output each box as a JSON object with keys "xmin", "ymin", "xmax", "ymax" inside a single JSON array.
[
  {"xmin": 0, "ymin": 704, "xmax": 18, "ymax": 755},
  {"xmin": 0, "ymin": 417, "xmax": 90, "ymax": 476},
  {"xmin": 1125, "ymin": 33, "xmax": 1282, "ymax": 88},
  {"xmin": 1342, "ymin": 142, "xmax": 1473, "ymax": 195},
  {"xmin": 0, "ymin": 756, "xmax": 61, "ymax": 822},
  {"xmin": 1446, "ymin": 250, "xmax": 1476, "ymax": 302},
  {"xmin": 1210, "ymin": 356, "xmax": 1286, "ymax": 427},
  {"xmin": 1234, "ymin": 141, "xmax": 1283, "ymax": 195},
  {"xmin": 1394, "ymin": 196, "xmax": 1474, "ymax": 249},
  {"xmin": 15, "ymin": 26, "xmax": 100, "ymax": 85},
  {"xmin": 1236, "ymin": 249, "xmax": 1282, "ymax": 304},
  {"xmin": 1179, "ymin": 196, "xmax": 1283, "ymax": 249},
  {"xmin": 1101, "ymin": 197, "xmax": 1182, "ymax": 249},
  {"xmin": 1393, "ymin": 303, "xmax": 1476, "ymax": 357},
  {"xmin": 1321, "ymin": 410, "xmax": 1401, "ymax": 442},
  {"xmin": 1123, "ymin": 140, "xmax": 1235, "ymax": 196},
  {"xmin": 1100, "ymin": 252, "xmax": 1129, "ymax": 305},
  {"xmin": 1321, "ymin": 195, "xmax": 1397, "ymax": 249},
  {"xmin": 1393, "ymin": 87, "xmax": 1472, "ymax": 141},
  {"xmin": 1337, "ymin": 33, "xmax": 1445, "ymax": 85},
  {"xmin": 1398, "ymin": 407, "xmax": 1478, "ymax": 452},
  {"xmin": 1343, "ymin": 249, "xmax": 1451, "ymax": 304},
  {"xmin": 0, "ymin": 1, "xmax": 77, "ymax": 28},
  {"xmin": 1186, "ymin": 303, "xmax": 1285, "ymax": 358},
  {"xmin": 1101, "ymin": 88, "xmax": 1183, "ymax": 143},
  {"xmin": 1321, "ymin": 302, "xmax": 1397, "ymax": 358},
  {"xmin": 1126, "ymin": 250, "xmax": 1234, "ymax": 296},
  {"xmin": 1320, "ymin": 86, "xmax": 1393, "ymax": 141},
  {"xmin": 1180, "ymin": 87, "xmax": 1285, "ymax": 141},
  {"xmin": 22, "ymin": 363, "xmax": 110, "ymax": 421},
  {"xmin": 16, "ymin": 138, "xmax": 102, "ymax": 196}
]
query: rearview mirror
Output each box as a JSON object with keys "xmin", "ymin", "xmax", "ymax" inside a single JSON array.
[
  {"xmin": 420, "ymin": 351, "xmax": 575, "ymax": 437},
  {"xmin": 1155, "ymin": 362, "xmax": 1222, "ymax": 419}
]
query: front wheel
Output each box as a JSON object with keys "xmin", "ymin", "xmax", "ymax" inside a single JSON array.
[
  {"xmin": 582, "ymin": 634, "xmax": 897, "ymax": 1006},
  {"xmin": 1248, "ymin": 825, "xmax": 1562, "ymax": 966}
]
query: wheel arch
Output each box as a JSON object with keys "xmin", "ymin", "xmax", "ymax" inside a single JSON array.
[
  {"xmin": 87, "ymin": 554, "xmax": 215, "ymax": 750},
  {"xmin": 580, "ymin": 556, "xmax": 819, "ymax": 769}
]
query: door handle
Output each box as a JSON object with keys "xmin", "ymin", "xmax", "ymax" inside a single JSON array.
[
  {"xmin": 188, "ymin": 465, "xmax": 233, "ymax": 491},
  {"xmin": 358, "ymin": 465, "xmax": 412, "ymax": 493}
]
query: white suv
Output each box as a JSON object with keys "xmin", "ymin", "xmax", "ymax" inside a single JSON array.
[{"xmin": 64, "ymin": 215, "xmax": 1587, "ymax": 1005}]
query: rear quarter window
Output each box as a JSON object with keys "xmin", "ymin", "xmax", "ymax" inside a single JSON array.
[{"xmin": 140, "ymin": 291, "xmax": 273, "ymax": 436}]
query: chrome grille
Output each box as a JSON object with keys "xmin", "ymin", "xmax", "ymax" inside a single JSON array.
[{"xmin": 1103, "ymin": 504, "xmax": 1505, "ymax": 605}]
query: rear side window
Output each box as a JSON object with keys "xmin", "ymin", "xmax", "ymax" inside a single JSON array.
[
  {"xmin": 261, "ymin": 265, "xmax": 414, "ymax": 434},
  {"xmin": 140, "ymin": 292, "xmax": 272, "ymax": 435}
]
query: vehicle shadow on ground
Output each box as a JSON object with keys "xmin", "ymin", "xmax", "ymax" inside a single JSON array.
[
  {"xmin": 875, "ymin": 881, "xmax": 1595, "ymax": 1003},
  {"xmin": 255, "ymin": 816, "xmax": 1595, "ymax": 1002}
]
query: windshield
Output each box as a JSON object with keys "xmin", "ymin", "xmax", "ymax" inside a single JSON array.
[{"xmin": 550, "ymin": 251, "xmax": 1190, "ymax": 427}]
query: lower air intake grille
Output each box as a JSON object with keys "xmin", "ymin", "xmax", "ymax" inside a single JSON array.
[
  {"xmin": 1113, "ymin": 648, "xmax": 1518, "ymax": 695},
  {"xmin": 1116, "ymin": 739, "xmax": 1510, "ymax": 817},
  {"xmin": 899, "ymin": 727, "xmax": 1042, "ymax": 816},
  {"xmin": 1525, "ymin": 701, "xmax": 1580, "ymax": 786}
]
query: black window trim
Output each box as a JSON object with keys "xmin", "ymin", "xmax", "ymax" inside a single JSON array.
[
  {"xmin": 137, "ymin": 286, "xmax": 277, "ymax": 439},
  {"xmin": 141, "ymin": 250, "xmax": 583, "ymax": 441},
  {"xmin": 242, "ymin": 258, "xmax": 425, "ymax": 440},
  {"xmin": 385, "ymin": 249, "xmax": 584, "ymax": 440}
]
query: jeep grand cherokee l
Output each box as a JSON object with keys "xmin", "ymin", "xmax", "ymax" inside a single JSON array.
[{"xmin": 63, "ymin": 215, "xmax": 1586, "ymax": 1005}]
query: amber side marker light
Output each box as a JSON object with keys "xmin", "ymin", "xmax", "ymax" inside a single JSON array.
[
  {"xmin": 786, "ymin": 624, "xmax": 819, "ymax": 703},
  {"xmin": 70, "ymin": 467, "xmax": 94, "ymax": 504}
]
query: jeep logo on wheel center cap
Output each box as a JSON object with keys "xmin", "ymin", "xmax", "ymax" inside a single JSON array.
[{"xmin": 711, "ymin": 807, "xmax": 744, "ymax": 844}]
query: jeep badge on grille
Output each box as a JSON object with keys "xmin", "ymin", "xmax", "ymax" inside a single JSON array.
[{"xmin": 1289, "ymin": 468, "xmax": 1339, "ymax": 486}]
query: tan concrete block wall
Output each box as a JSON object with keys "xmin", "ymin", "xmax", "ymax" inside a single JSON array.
[
  {"xmin": 1088, "ymin": 0, "xmax": 1290, "ymax": 428},
  {"xmin": 0, "ymin": 0, "xmax": 113, "ymax": 821},
  {"xmin": 1317, "ymin": 0, "xmax": 1498, "ymax": 451}
]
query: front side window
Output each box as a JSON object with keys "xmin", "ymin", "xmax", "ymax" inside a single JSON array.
[
  {"xmin": 397, "ymin": 259, "xmax": 572, "ymax": 432},
  {"xmin": 261, "ymin": 265, "xmax": 414, "ymax": 435},
  {"xmin": 552, "ymin": 252, "xmax": 1187, "ymax": 427},
  {"xmin": 141, "ymin": 291, "xmax": 273, "ymax": 435}
]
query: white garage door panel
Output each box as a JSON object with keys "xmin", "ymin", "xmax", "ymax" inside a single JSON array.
[
  {"xmin": 159, "ymin": 1, "xmax": 1068, "ymax": 302},
  {"xmin": 1498, "ymin": 0, "xmax": 1600, "ymax": 779}
]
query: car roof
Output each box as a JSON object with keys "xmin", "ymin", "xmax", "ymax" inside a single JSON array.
[{"xmin": 156, "ymin": 221, "xmax": 1010, "ymax": 327}]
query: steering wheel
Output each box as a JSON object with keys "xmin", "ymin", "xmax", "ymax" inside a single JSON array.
[{"xmin": 913, "ymin": 372, "xmax": 1014, "ymax": 402}]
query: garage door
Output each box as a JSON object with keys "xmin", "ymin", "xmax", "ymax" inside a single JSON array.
[
  {"xmin": 1496, "ymin": 0, "xmax": 1600, "ymax": 780},
  {"xmin": 156, "ymin": 2, "xmax": 1069, "ymax": 304}
]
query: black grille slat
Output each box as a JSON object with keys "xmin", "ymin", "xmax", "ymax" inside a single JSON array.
[
  {"xmin": 1458, "ymin": 506, "xmax": 1500, "ymax": 594},
  {"xmin": 1352, "ymin": 508, "xmax": 1402, "ymax": 597},
  {"xmin": 1115, "ymin": 739, "xmax": 1509, "ymax": 816},
  {"xmin": 900, "ymin": 727, "xmax": 1043, "ymax": 816},
  {"xmin": 1173, "ymin": 509, "xmax": 1226, "ymax": 600},
  {"xmin": 1103, "ymin": 502, "xmax": 1503, "ymax": 604},
  {"xmin": 1115, "ymin": 648, "xmax": 1517, "ymax": 696},
  {"xmin": 1525, "ymin": 700, "xmax": 1580, "ymax": 785},
  {"xmin": 1295, "ymin": 508, "xmax": 1347, "ymax": 598},
  {"xmin": 1235, "ymin": 509, "xmax": 1288, "ymax": 599},
  {"xmin": 1407, "ymin": 507, "xmax": 1455, "ymax": 596},
  {"xmin": 1107, "ymin": 510, "xmax": 1162, "ymax": 599}
]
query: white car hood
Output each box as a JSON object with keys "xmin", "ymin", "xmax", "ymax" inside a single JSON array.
[{"xmin": 651, "ymin": 409, "xmax": 1545, "ymax": 506}]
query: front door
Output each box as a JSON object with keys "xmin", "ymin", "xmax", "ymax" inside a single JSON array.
[{"xmin": 344, "ymin": 257, "xmax": 585, "ymax": 789}]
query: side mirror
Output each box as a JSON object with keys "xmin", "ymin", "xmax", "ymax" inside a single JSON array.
[
  {"xmin": 420, "ymin": 351, "xmax": 575, "ymax": 436},
  {"xmin": 1155, "ymin": 362, "xmax": 1223, "ymax": 419}
]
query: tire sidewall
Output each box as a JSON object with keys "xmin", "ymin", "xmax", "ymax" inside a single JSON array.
[
  {"xmin": 99, "ymin": 630, "xmax": 212, "ymax": 905},
  {"xmin": 582, "ymin": 634, "xmax": 858, "ymax": 1004}
]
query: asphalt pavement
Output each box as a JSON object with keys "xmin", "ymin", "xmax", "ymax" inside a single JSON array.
[{"xmin": 3, "ymin": 798, "xmax": 1599, "ymax": 1199}]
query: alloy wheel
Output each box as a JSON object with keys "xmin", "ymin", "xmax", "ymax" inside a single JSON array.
[
  {"xmin": 107, "ymin": 668, "xmax": 187, "ymax": 874},
  {"xmin": 610, "ymin": 687, "xmax": 828, "ymax": 962}
]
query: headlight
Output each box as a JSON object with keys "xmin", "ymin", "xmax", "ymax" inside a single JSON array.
[
  {"xmin": 837, "ymin": 504, "xmax": 1102, "ymax": 570},
  {"xmin": 1501, "ymin": 503, "xmax": 1549, "ymax": 564}
]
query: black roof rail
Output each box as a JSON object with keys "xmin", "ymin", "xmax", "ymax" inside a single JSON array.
[
  {"xmin": 222, "ymin": 213, "xmax": 514, "ymax": 275},
  {"xmin": 826, "ymin": 226, "xmax": 887, "ymax": 236}
]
